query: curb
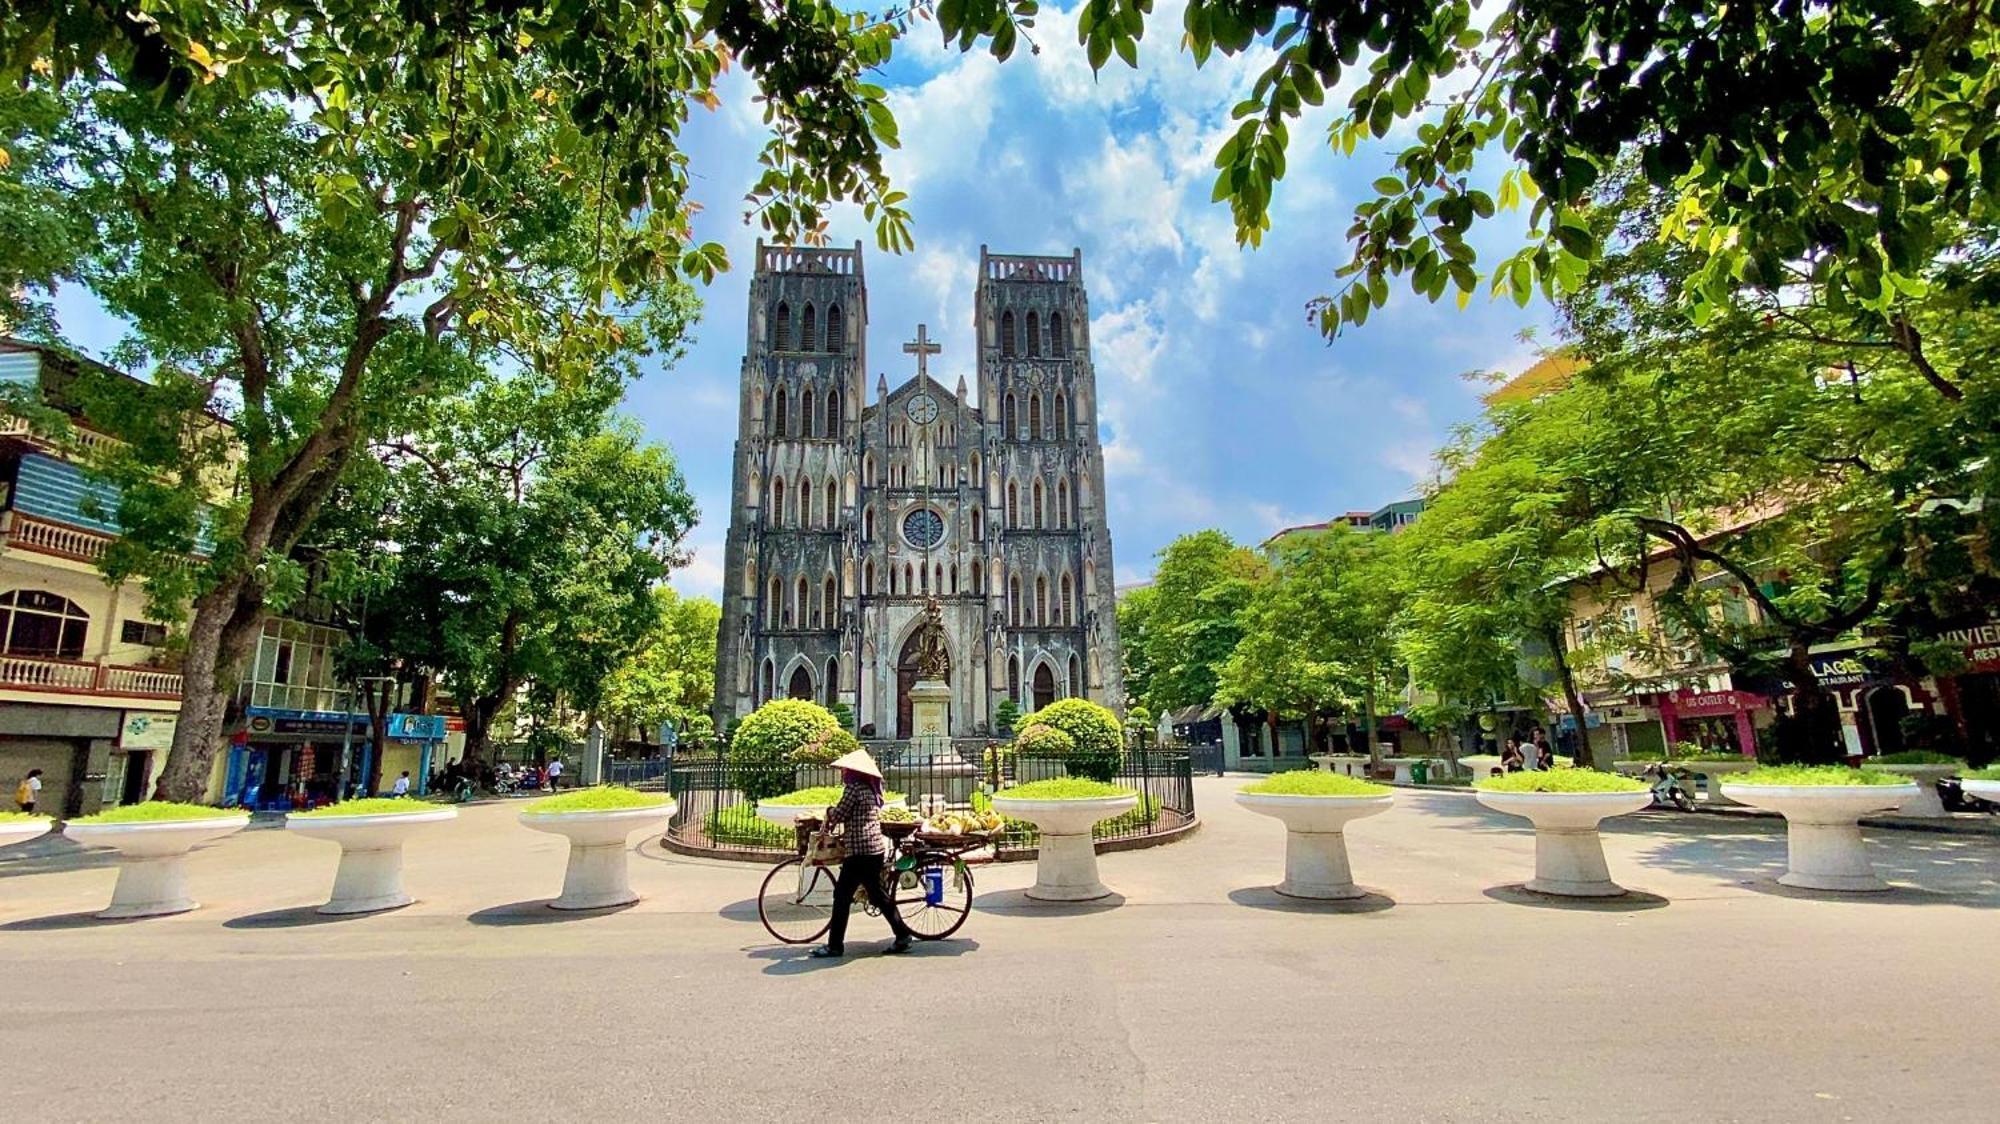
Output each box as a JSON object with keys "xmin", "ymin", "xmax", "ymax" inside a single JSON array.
[{"xmin": 1385, "ymin": 781, "xmax": 2000, "ymax": 837}]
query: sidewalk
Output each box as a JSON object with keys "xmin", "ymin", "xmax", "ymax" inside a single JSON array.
[{"xmin": 1381, "ymin": 778, "xmax": 2000, "ymax": 836}]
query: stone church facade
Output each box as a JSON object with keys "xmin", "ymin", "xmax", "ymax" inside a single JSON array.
[{"xmin": 714, "ymin": 242, "xmax": 1125, "ymax": 739}]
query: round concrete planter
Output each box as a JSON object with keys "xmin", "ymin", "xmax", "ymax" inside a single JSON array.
[
  {"xmin": 0, "ymin": 817, "xmax": 54, "ymax": 849},
  {"xmin": 1718, "ymin": 782, "xmax": 1919, "ymax": 891},
  {"xmin": 753, "ymin": 796, "xmax": 906, "ymax": 829},
  {"xmin": 1862, "ymin": 763, "xmax": 1958, "ymax": 818},
  {"xmin": 990, "ymin": 793, "xmax": 1138, "ymax": 902},
  {"xmin": 1381, "ymin": 756, "xmax": 1420, "ymax": 783},
  {"xmin": 63, "ymin": 814, "xmax": 251, "ymax": 918},
  {"xmin": 1962, "ymin": 778, "xmax": 2000, "ymax": 804},
  {"xmin": 1234, "ymin": 791, "xmax": 1393, "ymax": 899},
  {"xmin": 285, "ymin": 807, "xmax": 458, "ymax": 914},
  {"xmin": 518, "ymin": 802, "xmax": 674, "ymax": 910},
  {"xmin": 1473, "ymin": 789, "xmax": 1652, "ymax": 897},
  {"xmin": 1309, "ymin": 754, "xmax": 1369, "ymax": 778},
  {"xmin": 1459, "ymin": 755, "xmax": 1505, "ymax": 781}
]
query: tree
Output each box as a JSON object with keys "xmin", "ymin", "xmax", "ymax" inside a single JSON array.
[
  {"xmin": 1136, "ymin": 531, "xmax": 1269, "ymax": 714},
  {"xmin": 933, "ymin": 2, "xmax": 2000, "ymax": 335},
  {"xmin": 1219, "ymin": 526, "xmax": 1404, "ymax": 767},
  {"xmin": 2, "ymin": 0, "xmax": 911, "ymax": 801},
  {"xmin": 1115, "ymin": 585, "xmax": 1160, "ymax": 713},
  {"xmin": 602, "ymin": 588, "xmax": 722, "ymax": 747},
  {"xmin": 362, "ymin": 372, "xmax": 697, "ymax": 767}
]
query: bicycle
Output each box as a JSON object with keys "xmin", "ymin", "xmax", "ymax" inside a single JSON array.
[{"xmin": 757, "ymin": 816, "xmax": 980, "ymax": 946}]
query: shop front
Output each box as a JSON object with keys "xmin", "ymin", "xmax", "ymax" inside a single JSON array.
[
  {"xmin": 1657, "ymin": 689, "xmax": 1769, "ymax": 757},
  {"xmin": 224, "ymin": 708, "xmax": 372, "ymax": 810},
  {"xmin": 1933, "ymin": 616, "xmax": 2000, "ymax": 764}
]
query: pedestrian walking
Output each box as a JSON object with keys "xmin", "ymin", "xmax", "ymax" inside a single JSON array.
[
  {"xmin": 811, "ymin": 749, "xmax": 914, "ymax": 959},
  {"xmin": 546, "ymin": 757, "xmax": 563, "ymax": 791},
  {"xmin": 14, "ymin": 768, "xmax": 42, "ymax": 813}
]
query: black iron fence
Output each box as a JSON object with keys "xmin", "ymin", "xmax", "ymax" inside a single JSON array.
[
  {"xmin": 605, "ymin": 756, "xmax": 671, "ymax": 789},
  {"xmin": 664, "ymin": 747, "xmax": 1197, "ymax": 860}
]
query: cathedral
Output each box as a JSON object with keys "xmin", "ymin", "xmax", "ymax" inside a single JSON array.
[{"xmin": 714, "ymin": 242, "xmax": 1125, "ymax": 740}]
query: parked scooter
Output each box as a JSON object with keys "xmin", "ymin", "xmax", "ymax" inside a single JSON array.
[
  {"xmin": 1642, "ymin": 761, "xmax": 1697, "ymax": 812},
  {"xmin": 1938, "ymin": 776, "xmax": 1999, "ymax": 814}
]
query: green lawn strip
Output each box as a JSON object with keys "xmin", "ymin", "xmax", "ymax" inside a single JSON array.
[
  {"xmin": 68, "ymin": 801, "xmax": 246, "ymax": 824},
  {"xmin": 522, "ymin": 785, "xmax": 671, "ymax": 814},
  {"xmin": 1728, "ymin": 765, "xmax": 1912, "ymax": 787},
  {"xmin": 1867, "ymin": 751, "xmax": 1964, "ymax": 766},
  {"xmin": 704, "ymin": 804, "xmax": 794, "ymax": 849},
  {"xmin": 997, "ymin": 778, "xmax": 1137, "ymax": 801},
  {"xmin": 1241, "ymin": 771, "xmax": 1391, "ymax": 798},
  {"xmin": 0, "ymin": 811, "xmax": 54, "ymax": 825},
  {"xmin": 760, "ymin": 785, "xmax": 908, "ymax": 806},
  {"xmin": 292, "ymin": 798, "xmax": 450, "ymax": 818},
  {"xmin": 1963, "ymin": 765, "xmax": 2000, "ymax": 781},
  {"xmin": 1474, "ymin": 769, "xmax": 1647, "ymax": 794}
]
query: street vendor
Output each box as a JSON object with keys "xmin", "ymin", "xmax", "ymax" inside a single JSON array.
[{"xmin": 813, "ymin": 748, "xmax": 915, "ymax": 959}]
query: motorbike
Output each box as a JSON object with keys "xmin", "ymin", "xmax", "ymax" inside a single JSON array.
[
  {"xmin": 1937, "ymin": 776, "xmax": 1999, "ymax": 814},
  {"xmin": 1642, "ymin": 761, "xmax": 1697, "ymax": 812}
]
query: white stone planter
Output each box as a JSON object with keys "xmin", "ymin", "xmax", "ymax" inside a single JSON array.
[
  {"xmin": 1309, "ymin": 755, "xmax": 1369, "ymax": 778},
  {"xmin": 1719, "ymin": 783, "xmax": 1919, "ymax": 891},
  {"xmin": 63, "ymin": 815, "xmax": 251, "ymax": 918},
  {"xmin": 0, "ymin": 817, "xmax": 54, "ymax": 849},
  {"xmin": 1863, "ymin": 764, "xmax": 1957, "ymax": 818},
  {"xmin": 1234, "ymin": 791, "xmax": 1394, "ymax": 899},
  {"xmin": 518, "ymin": 802, "xmax": 674, "ymax": 910},
  {"xmin": 991, "ymin": 793, "xmax": 1138, "ymax": 902},
  {"xmin": 1962, "ymin": 778, "xmax": 2000, "ymax": 804},
  {"xmin": 1459, "ymin": 755, "xmax": 1505, "ymax": 781},
  {"xmin": 286, "ymin": 807, "xmax": 458, "ymax": 914},
  {"xmin": 1473, "ymin": 789, "xmax": 1653, "ymax": 897},
  {"xmin": 1381, "ymin": 756, "xmax": 1420, "ymax": 783},
  {"xmin": 753, "ymin": 796, "xmax": 906, "ymax": 829}
]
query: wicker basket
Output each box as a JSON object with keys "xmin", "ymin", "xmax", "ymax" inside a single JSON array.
[{"xmin": 880, "ymin": 819, "xmax": 921, "ymax": 841}]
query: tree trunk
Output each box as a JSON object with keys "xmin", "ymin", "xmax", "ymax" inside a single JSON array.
[
  {"xmin": 154, "ymin": 579, "xmax": 267, "ymax": 802},
  {"xmin": 1363, "ymin": 684, "xmax": 1382, "ymax": 771},
  {"xmin": 1543, "ymin": 623, "xmax": 1597, "ymax": 770},
  {"xmin": 362, "ymin": 678, "xmax": 394, "ymax": 797},
  {"xmin": 1779, "ymin": 643, "xmax": 1845, "ymax": 765}
]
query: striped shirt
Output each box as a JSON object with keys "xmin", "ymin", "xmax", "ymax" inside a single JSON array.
[{"xmin": 824, "ymin": 778, "xmax": 887, "ymax": 857}]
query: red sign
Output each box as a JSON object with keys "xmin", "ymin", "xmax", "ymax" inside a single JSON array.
[
  {"xmin": 1669, "ymin": 689, "xmax": 1768, "ymax": 717},
  {"xmin": 1938, "ymin": 619, "xmax": 2000, "ymax": 675},
  {"xmin": 444, "ymin": 716, "xmax": 466, "ymax": 732}
]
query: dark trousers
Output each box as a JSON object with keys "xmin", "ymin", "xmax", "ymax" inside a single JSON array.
[{"xmin": 826, "ymin": 852, "xmax": 912, "ymax": 950}]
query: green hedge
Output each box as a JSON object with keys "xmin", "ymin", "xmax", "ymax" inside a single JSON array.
[
  {"xmin": 728, "ymin": 699, "xmax": 842, "ymax": 801},
  {"xmin": 705, "ymin": 804, "xmax": 794, "ymax": 849},
  {"xmin": 1014, "ymin": 698, "xmax": 1123, "ymax": 782}
]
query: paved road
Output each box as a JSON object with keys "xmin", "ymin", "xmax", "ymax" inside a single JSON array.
[{"xmin": 3, "ymin": 778, "xmax": 1995, "ymax": 1122}]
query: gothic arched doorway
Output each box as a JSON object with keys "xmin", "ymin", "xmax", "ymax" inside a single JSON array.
[
  {"xmin": 896, "ymin": 629, "xmax": 950, "ymax": 739},
  {"xmin": 786, "ymin": 665, "xmax": 814, "ymax": 701},
  {"xmin": 1032, "ymin": 662, "xmax": 1056, "ymax": 712}
]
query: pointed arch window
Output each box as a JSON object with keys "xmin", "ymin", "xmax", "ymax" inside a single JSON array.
[
  {"xmin": 773, "ymin": 387, "xmax": 788, "ymax": 437},
  {"xmin": 762, "ymin": 659, "xmax": 776, "ymax": 704},
  {"xmin": 770, "ymin": 477, "xmax": 785, "ymax": 527},
  {"xmin": 1009, "ymin": 575, "xmax": 1022, "ymax": 626},
  {"xmin": 823, "ymin": 576, "xmax": 837, "ymax": 628},
  {"xmin": 1068, "ymin": 652, "xmax": 1082, "ymax": 697},
  {"xmin": 890, "ymin": 565, "xmax": 899, "ymax": 596},
  {"xmin": 973, "ymin": 565, "xmax": 985, "ymax": 595},
  {"xmin": 1060, "ymin": 573, "xmax": 1074, "ymax": 626},
  {"xmin": 796, "ymin": 577, "xmax": 810, "ymax": 629},
  {"xmin": 971, "ymin": 507, "xmax": 983, "ymax": 542},
  {"xmin": 1057, "ymin": 481, "xmax": 1070, "ymax": 529},
  {"xmin": 798, "ymin": 476, "xmax": 812, "ymax": 529},
  {"xmin": 1050, "ymin": 311, "xmax": 1066, "ymax": 356},
  {"xmin": 865, "ymin": 560, "xmax": 876, "ymax": 595},
  {"xmin": 1028, "ymin": 393, "xmax": 1041, "ymax": 439},
  {"xmin": 802, "ymin": 388, "xmax": 816, "ymax": 438},
  {"xmin": 800, "ymin": 303, "xmax": 817, "ymax": 351},
  {"xmin": 827, "ymin": 386, "xmax": 841, "ymax": 432},
  {"xmin": 905, "ymin": 564, "xmax": 915, "ymax": 595},
  {"xmin": 1006, "ymin": 483, "xmax": 1018, "ymax": 528},
  {"xmin": 1003, "ymin": 394, "xmax": 1018, "ymax": 437},
  {"xmin": 949, "ymin": 563, "xmax": 959, "ymax": 594},
  {"xmin": 1008, "ymin": 655, "xmax": 1021, "ymax": 703},
  {"xmin": 825, "ymin": 480, "xmax": 838, "ymax": 527},
  {"xmin": 863, "ymin": 452, "xmax": 875, "ymax": 485},
  {"xmin": 827, "ymin": 303, "xmax": 844, "ymax": 352},
  {"xmin": 1026, "ymin": 311, "xmax": 1041, "ymax": 357},
  {"xmin": 767, "ymin": 577, "xmax": 782, "ymax": 628},
  {"xmin": 863, "ymin": 506, "xmax": 875, "ymax": 541},
  {"xmin": 1000, "ymin": 310, "xmax": 1017, "ymax": 358},
  {"xmin": 1054, "ymin": 393, "xmax": 1068, "ymax": 439},
  {"xmin": 772, "ymin": 302, "xmax": 790, "ymax": 351},
  {"xmin": 1032, "ymin": 480, "xmax": 1045, "ymax": 529},
  {"xmin": 1035, "ymin": 577, "xmax": 1048, "ymax": 626},
  {"xmin": 825, "ymin": 657, "xmax": 840, "ymax": 705}
]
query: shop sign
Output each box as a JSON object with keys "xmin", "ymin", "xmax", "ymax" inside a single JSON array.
[
  {"xmin": 444, "ymin": 716, "xmax": 466, "ymax": 733},
  {"xmin": 1807, "ymin": 654, "xmax": 1875, "ymax": 689},
  {"xmin": 1601, "ymin": 705, "xmax": 1658, "ymax": 725},
  {"xmin": 387, "ymin": 713, "xmax": 446, "ymax": 741},
  {"xmin": 119, "ymin": 711, "xmax": 177, "ymax": 750},
  {"xmin": 246, "ymin": 707, "xmax": 368, "ymax": 737},
  {"xmin": 1936, "ymin": 618, "xmax": 2000, "ymax": 674},
  {"xmin": 1671, "ymin": 689, "xmax": 1766, "ymax": 717}
]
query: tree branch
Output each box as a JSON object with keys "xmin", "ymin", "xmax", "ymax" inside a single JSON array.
[{"xmin": 1890, "ymin": 313, "xmax": 1964, "ymax": 401}]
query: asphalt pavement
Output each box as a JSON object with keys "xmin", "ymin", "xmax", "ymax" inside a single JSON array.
[{"xmin": 2, "ymin": 777, "xmax": 1995, "ymax": 1122}]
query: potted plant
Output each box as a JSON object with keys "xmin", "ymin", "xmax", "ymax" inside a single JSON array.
[
  {"xmin": 990, "ymin": 778, "xmax": 1139, "ymax": 901},
  {"xmin": 518, "ymin": 786, "xmax": 675, "ymax": 910},
  {"xmin": 1961, "ymin": 765, "xmax": 2000, "ymax": 805},
  {"xmin": 1720, "ymin": 766, "xmax": 1919, "ymax": 891},
  {"xmin": 754, "ymin": 784, "xmax": 907, "ymax": 829},
  {"xmin": 1473, "ymin": 770, "xmax": 1652, "ymax": 897},
  {"xmin": 1, "ymin": 811, "xmax": 54, "ymax": 849},
  {"xmin": 63, "ymin": 802, "xmax": 251, "ymax": 918},
  {"xmin": 1234, "ymin": 771, "xmax": 1393, "ymax": 899},
  {"xmin": 287, "ymin": 798, "xmax": 458, "ymax": 914},
  {"xmin": 1860, "ymin": 751, "xmax": 1965, "ymax": 818}
]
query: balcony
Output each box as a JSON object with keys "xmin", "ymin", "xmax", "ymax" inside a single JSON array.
[
  {"xmin": 0, "ymin": 653, "xmax": 183, "ymax": 699},
  {"xmin": 0, "ymin": 510, "xmax": 113, "ymax": 563}
]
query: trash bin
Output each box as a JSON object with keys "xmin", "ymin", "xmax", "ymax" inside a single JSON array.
[{"xmin": 1410, "ymin": 760, "xmax": 1430, "ymax": 785}]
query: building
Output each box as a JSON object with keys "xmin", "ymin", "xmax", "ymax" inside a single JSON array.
[
  {"xmin": 2, "ymin": 342, "xmax": 187, "ymax": 815},
  {"xmin": 1258, "ymin": 501, "xmax": 1424, "ymax": 561},
  {"xmin": 714, "ymin": 243, "xmax": 1125, "ymax": 739}
]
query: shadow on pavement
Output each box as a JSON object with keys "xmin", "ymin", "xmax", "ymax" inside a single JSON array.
[
  {"xmin": 1726, "ymin": 879, "xmax": 2000, "ymax": 908},
  {"xmin": 1636, "ymin": 828, "xmax": 2000, "ymax": 904},
  {"xmin": 1226, "ymin": 886, "xmax": 1395, "ymax": 914},
  {"xmin": 749, "ymin": 938, "xmax": 980, "ymax": 975},
  {"xmin": 466, "ymin": 899, "xmax": 638, "ymax": 926},
  {"xmin": 224, "ymin": 904, "xmax": 406, "ymax": 929},
  {"xmin": 972, "ymin": 888, "xmax": 1125, "ymax": 916},
  {"xmin": 0, "ymin": 909, "xmax": 139, "ymax": 931},
  {"xmin": 1481, "ymin": 885, "xmax": 1670, "ymax": 912},
  {"xmin": 717, "ymin": 896, "xmax": 766, "ymax": 925}
]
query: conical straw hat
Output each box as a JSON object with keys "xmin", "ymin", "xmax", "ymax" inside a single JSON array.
[{"xmin": 831, "ymin": 748, "xmax": 882, "ymax": 780}]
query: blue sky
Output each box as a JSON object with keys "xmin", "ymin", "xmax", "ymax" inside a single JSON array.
[{"xmin": 50, "ymin": 4, "xmax": 1555, "ymax": 599}]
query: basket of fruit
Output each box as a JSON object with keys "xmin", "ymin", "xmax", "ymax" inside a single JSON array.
[
  {"xmin": 916, "ymin": 809, "xmax": 1008, "ymax": 846},
  {"xmin": 879, "ymin": 805, "xmax": 921, "ymax": 840}
]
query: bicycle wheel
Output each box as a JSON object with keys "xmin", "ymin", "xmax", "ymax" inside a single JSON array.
[
  {"xmin": 758, "ymin": 857, "xmax": 838, "ymax": 944},
  {"xmin": 1671, "ymin": 787, "xmax": 1695, "ymax": 813},
  {"xmin": 891, "ymin": 852, "xmax": 972, "ymax": 941}
]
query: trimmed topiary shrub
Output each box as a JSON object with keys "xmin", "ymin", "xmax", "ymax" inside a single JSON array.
[
  {"xmin": 1014, "ymin": 697, "xmax": 1123, "ymax": 782},
  {"xmin": 728, "ymin": 699, "xmax": 842, "ymax": 802},
  {"xmin": 792, "ymin": 725, "xmax": 861, "ymax": 766},
  {"xmin": 993, "ymin": 698, "xmax": 1021, "ymax": 738},
  {"xmin": 1014, "ymin": 723, "xmax": 1076, "ymax": 760}
]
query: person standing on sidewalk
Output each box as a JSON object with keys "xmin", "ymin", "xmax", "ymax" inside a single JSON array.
[
  {"xmin": 811, "ymin": 749, "xmax": 913, "ymax": 959},
  {"xmin": 14, "ymin": 769, "xmax": 42, "ymax": 813}
]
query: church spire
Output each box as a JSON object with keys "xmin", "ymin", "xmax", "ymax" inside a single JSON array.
[
  {"xmin": 956, "ymin": 374, "xmax": 967, "ymax": 402},
  {"xmin": 875, "ymin": 371, "xmax": 887, "ymax": 404}
]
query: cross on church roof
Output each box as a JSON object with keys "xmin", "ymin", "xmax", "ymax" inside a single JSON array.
[{"xmin": 902, "ymin": 323, "xmax": 941, "ymax": 379}]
